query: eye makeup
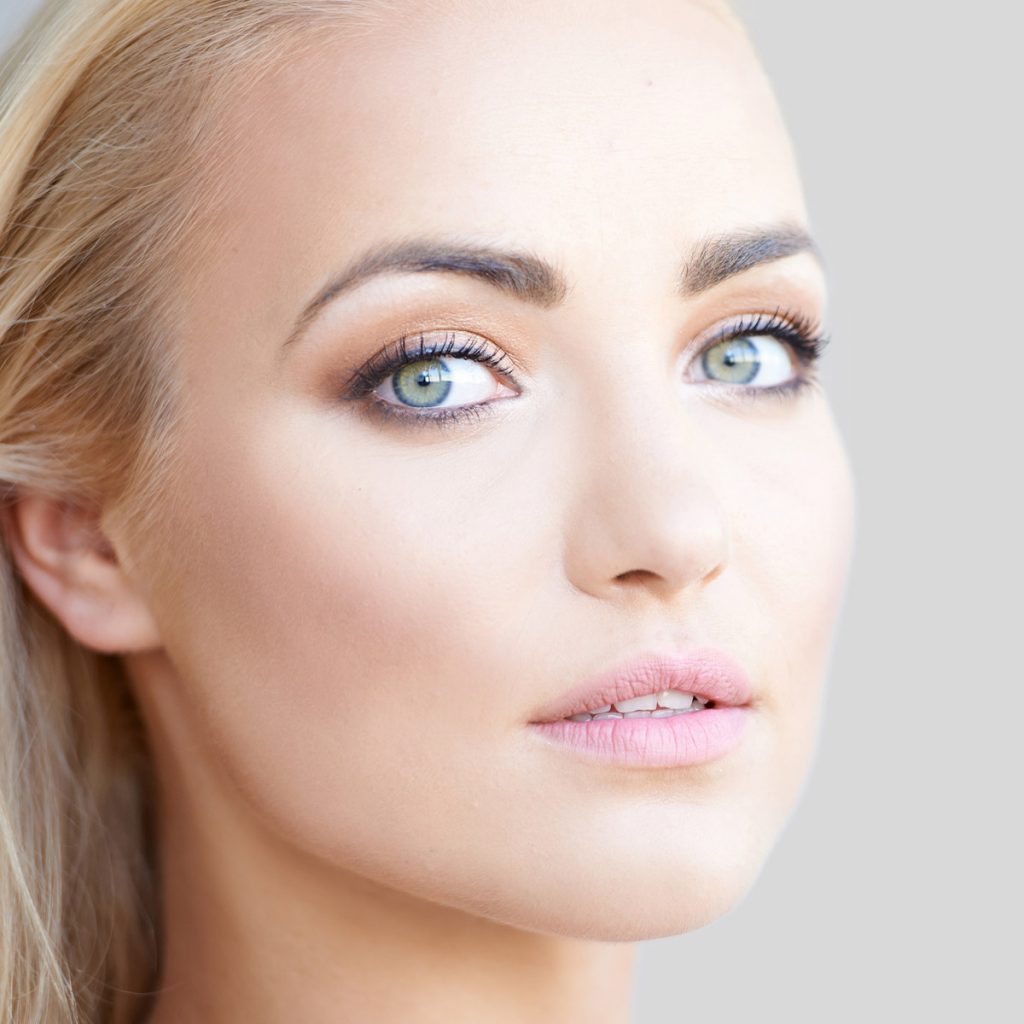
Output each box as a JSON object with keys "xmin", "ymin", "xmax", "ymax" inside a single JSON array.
[{"xmin": 337, "ymin": 307, "xmax": 831, "ymax": 431}]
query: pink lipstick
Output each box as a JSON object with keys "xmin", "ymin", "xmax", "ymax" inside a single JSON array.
[{"xmin": 528, "ymin": 646, "xmax": 753, "ymax": 768}]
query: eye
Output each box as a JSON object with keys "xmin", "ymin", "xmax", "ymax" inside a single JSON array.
[
  {"xmin": 373, "ymin": 353, "xmax": 515, "ymax": 412},
  {"xmin": 697, "ymin": 333, "xmax": 795, "ymax": 387},
  {"xmin": 341, "ymin": 313, "xmax": 829, "ymax": 431},
  {"xmin": 340, "ymin": 330, "xmax": 522, "ymax": 429},
  {"xmin": 687, "ymin": 311, "xmax": 829, "ymax": 398}
]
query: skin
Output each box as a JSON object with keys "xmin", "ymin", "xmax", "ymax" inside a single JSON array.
[{"xmin": 4, "ymin": 1, "xmax": 856, "ymax": 1021}]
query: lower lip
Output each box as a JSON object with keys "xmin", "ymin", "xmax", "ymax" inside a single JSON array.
[{"xmin": 528, "ymin": 706, "xmax": 751, "ymax": 768}]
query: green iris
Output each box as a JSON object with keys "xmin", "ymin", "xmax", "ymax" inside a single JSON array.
[
  {"xmin": 392, "ymin": 357, "xmax": 454, "ymax": 408},
  {"xmin": 702, "ymin": 336, "xmax": 760, "ymax": 385}
]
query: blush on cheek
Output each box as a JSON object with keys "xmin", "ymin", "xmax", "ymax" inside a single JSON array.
[{"xmin": 153, "ymin": 419, "xmax": 495, "ymax": 799}]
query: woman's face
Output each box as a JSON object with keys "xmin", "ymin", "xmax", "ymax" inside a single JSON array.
[{"xmin": 122, "ymin": 0, "xmax": 855, "ymax": 940}]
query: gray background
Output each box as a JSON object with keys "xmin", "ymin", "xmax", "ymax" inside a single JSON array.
[
  {"xmin": 636, "ymin": 3, "xmax": 1019, "ymax": 1021},
  {"xmin": 0, "ymin": 4, "xmax": 35, "ymax": 48},
  {"xmin": 1, "ymin": 1, "xmax": 1018, "ymax": 1021}
]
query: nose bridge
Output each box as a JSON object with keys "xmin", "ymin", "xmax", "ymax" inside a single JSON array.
[{"xmin": 561, "ymin": 337, "xmax": 731, "ymax": 601}]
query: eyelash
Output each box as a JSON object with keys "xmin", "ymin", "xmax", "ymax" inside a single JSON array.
[{"xmin": 341, "ymin": 309, "xmax": 831, "ymax": 430}]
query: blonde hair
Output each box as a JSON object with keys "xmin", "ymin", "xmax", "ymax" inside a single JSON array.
[
  {"xmin": 0, "ymin": 0, "xmax": 742, "ymax": 1020},
  {"xmin": 0, "ymin": 3, "xmax": 401, "ymax": 1020}
]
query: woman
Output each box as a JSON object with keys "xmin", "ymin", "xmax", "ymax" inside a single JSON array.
[{"xmin": 0, "ymin": 0, "xmax": 856, "ymax": 1021}]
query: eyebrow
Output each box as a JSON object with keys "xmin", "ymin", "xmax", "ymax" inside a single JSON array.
[{"xmin": 282, "ymin": 223, "xmax": 820, "ymax": 349}]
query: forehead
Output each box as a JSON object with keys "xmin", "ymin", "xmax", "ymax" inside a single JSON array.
[{"xmin": 187, "ymin": 0, "xmax": 805, "ymax": 346}]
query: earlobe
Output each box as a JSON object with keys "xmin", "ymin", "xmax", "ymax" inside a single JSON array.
[{"xmin": 0, "ymin": 491, "xmax": 163, "ymax": 655}]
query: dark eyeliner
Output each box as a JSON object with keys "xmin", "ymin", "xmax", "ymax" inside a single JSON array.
[
  {"xmin": 343, "ymin": 309, "xmax": 830, "ymax": 429},
  {"xmin": 339, "ymin": 330, "xmax": 519, "ymax": 430},
  {"xmin": 696, "ymin": 308, "xmax": 830, "ymax": 403},
  {"xmin": 341, "ymin": 331, "xmax": 518, "ymax": 400},
  {"xmin": 700, "ymin": 308, "xmax": 830, "ymax": 367}
]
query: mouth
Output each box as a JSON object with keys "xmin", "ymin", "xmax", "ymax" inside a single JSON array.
[
  {"xmin": 529, "ymin": 646, "xmax": 752, "ymax": 725},
  {"xmin": 560, "ymin": 689, "xmax": 714, "ymax": 722},
  {"xmin": 527, "ymin": 647, "xmax": 753, "ymax": 768}
]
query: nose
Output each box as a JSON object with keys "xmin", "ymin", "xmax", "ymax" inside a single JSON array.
[{"xmin": 561, "ymin": 369, "xmax": 730, "ymax": 605}]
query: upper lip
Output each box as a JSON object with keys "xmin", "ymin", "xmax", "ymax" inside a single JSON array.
[{"xmin": 529, "ymin": 646, "xmax": 754, "ymax": 723}]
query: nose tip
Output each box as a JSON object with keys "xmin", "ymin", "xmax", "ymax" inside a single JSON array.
[{"xmin": 561, "ymin": 389, "xmax": 731, "ymax": 604}]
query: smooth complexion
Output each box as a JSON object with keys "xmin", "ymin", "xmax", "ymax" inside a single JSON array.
[{"xmin": 5, "ymin": 1, "xmax": 856, "ymax": 1021}]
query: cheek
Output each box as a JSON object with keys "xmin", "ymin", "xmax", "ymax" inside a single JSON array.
[
  {"xmin": 144, "ymin": 391, "xmax": 856, "ymax": 941},
  {"xmin": 726, "ymin": 401, "xmax": 856, "ymax": 816},
  {"xmin": 151, "ymin": 406, "xmax": 557, "ymax": 863}
]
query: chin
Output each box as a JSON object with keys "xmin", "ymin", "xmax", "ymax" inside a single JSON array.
[{"xmin": 429, "ymin": 840, "xmax": 771, "ymax": 943}]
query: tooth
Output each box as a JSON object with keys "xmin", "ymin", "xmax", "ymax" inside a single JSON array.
[
  {"xmin": 568, "ymin": 713, "xmax": 592, "ymax": 722},
  {"xmin": 592, "ymin": 712, "xmax": 623, "ymax": 720},
  {"xmin": 623, "ymin": 710, "xmax": 653, "ymax": 718},
  {"xmin": 613, "ymin": 694, "xmax": 658, "ymax": 713},
  {"xmin": 652, "ymin": 708, "xmax": 679, "ymax": 717},
  {"xmin": 588, "ymin": 704, "xmax": 612, "ymax": 714},
  {"xmin": 657, "ymin": 690, "xmax": 695, "ymax": 709}
]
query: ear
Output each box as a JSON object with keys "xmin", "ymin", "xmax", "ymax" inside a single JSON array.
[{"xmin": 0, "ymin": 491, "xmax": 162, "ymax": 654}]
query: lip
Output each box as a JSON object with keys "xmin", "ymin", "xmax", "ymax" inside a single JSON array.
[
  {"xmin": 527, "ymin": 646, "xmax": 754, "ymax": 769},
  {"xmin": 529, "ymin": 646, "xmax": 754, "ymax": 724}
]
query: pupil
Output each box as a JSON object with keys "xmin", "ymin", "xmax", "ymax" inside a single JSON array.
[
  {"xmin": 703, "ymin": 336, "xmax": 760, "ymax": 385},
  {"xmin": 394, "ymin": 357, "xmax": 454, "ymax": 408}
]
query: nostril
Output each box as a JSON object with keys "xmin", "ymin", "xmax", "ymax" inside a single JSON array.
[
  {"xmin": 702, "ymin": 562, "xmax": 725, "ymax": 584},
  {"xmin": 614, "ymin": 569, "xmax": 657, "ymax": 584}
]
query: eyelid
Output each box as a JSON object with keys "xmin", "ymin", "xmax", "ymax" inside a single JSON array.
[
  {"xmin": 689, "ymin": 307, "xmax": 826, "ymax": 351},
  {"xmin": 340, "ymin": 329, "xmax": 522, "ymax": 401},
  {"xmin": 342, "ymin": 305, "xmax": 829, "ymax": 429},
  {"xmin": 685, "ymin": 308, "xmax": 829, "ymax": 375}
]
